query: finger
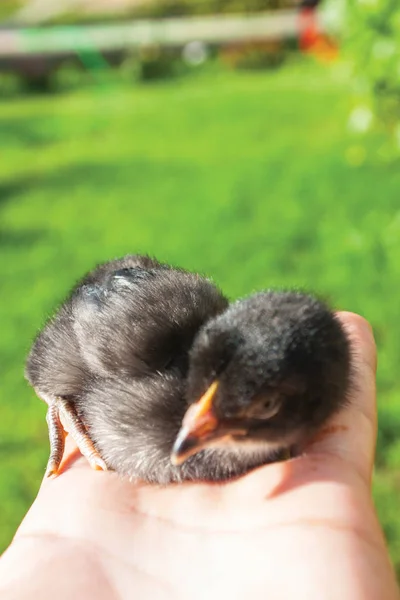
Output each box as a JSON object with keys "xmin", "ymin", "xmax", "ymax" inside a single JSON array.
[{"xmin": 307, "ymin": 311, "xmax": 377, "ymax": 486}]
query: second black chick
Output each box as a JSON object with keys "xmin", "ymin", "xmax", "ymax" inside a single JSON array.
[
  {"xmin": 25, "ymin": 255, "xmax": 229, "ymax": 480},
  {"xmin": 171, "ymin": 291, "xmax": 351, "ymax": 471}
]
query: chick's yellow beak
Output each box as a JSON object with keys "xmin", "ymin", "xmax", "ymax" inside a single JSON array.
[{"xmin": 171, "ymin": 381, "xmax": 220, "ymax": 465}]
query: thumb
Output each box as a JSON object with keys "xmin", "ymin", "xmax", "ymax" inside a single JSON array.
[{"xmin": 307, "ymin": 312, "xmax": 377, "ymax": 486}]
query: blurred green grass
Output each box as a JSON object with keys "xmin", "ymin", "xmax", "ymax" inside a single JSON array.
[{"xmin": 1, "ymin": 61, "xmax": 400, "ymax": 569}]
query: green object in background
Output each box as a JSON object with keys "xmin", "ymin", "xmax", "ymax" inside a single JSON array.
[
  {"xmin": 1, "ymin": 61, "xmax": 400, "ymax": 576},
  {"xmin": 346, "ymin": 0, "xmax": 400, "ymax": 159}
]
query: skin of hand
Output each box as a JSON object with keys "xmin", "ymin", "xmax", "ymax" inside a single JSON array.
[{"xmin": 0, "ymin": 313, "xmax": 399, "ymax": 600}]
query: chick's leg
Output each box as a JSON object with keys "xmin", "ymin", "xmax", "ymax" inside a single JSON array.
[
  {"xmin": 45, "ymin": 402, "xmax": 66, "ymax": 477},
  {"xmin": 45, "ymin": 397, "xmax": 107, "ymax": 478}
]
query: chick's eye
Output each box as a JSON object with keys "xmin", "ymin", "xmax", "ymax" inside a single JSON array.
[{"xmin": 250, "ymin": 394, "xmax": 281, "ymax": 420}]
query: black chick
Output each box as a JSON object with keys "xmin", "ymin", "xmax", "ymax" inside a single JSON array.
[
  {"xmin": 171, "ymin": 291, "xmax": 351, "ymax": 472},
  {"xmin": 25, "ymin": 255, "xmax": 229, "ymax": 480}
]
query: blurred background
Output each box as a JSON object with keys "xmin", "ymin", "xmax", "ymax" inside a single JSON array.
[{"xmin": 1, "ymin": 0, "xmax": 400, "ymax": 577}]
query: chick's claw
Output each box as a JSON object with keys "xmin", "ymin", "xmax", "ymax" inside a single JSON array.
[{"xmin": 45, "ymin": 397, "xmax": 107, "ymax": 478}]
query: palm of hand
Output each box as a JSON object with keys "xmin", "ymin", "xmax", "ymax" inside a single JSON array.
[{"xmin": 1, "ymin": 314, "xmax": 398, "ymax": 600}]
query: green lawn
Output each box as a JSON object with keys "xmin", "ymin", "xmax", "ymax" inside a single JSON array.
[{"xmin": 1, "ymin": 61, "xmax": 400, "ymax": 569}]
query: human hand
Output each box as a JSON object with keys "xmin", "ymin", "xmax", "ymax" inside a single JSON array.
[{"xmin": 0, "ymin": 313, "xmax": 398, "ymax": 599}]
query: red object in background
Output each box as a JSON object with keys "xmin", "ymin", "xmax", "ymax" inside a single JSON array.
[
  {"xmin": 298, "ymin": 6, "xmax": 339, "ymax": 62},
  {"xmin": 299, "ymin": 7, "xmax": 319, "ymax": 51}
]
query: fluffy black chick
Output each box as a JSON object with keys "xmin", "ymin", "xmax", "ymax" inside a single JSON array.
[
  {"xmin": 171, "ymin": 291, "xmax": 351, "ymax": 472},
  {"xmin": 25, "ymin": 255, "xmax": 229, "ymax": 481}
]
